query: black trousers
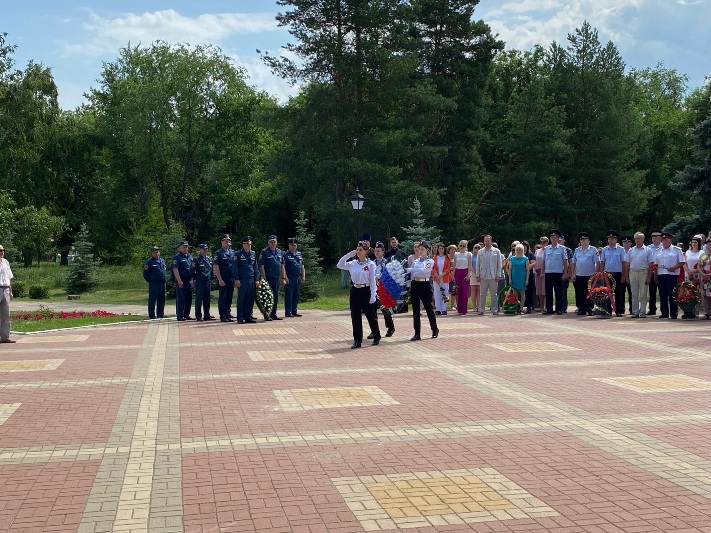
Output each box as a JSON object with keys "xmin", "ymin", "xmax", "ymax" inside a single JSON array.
[
  {"xmin": 545, "ymin": 272, "xmax": 564, "ymax": 313},
  {"xmin": 524, "ymin": 270, "xmax": 537, "ymax": 310},
  {"xmin": 648, "ymin": 277, "xmax": 658, "ymax": 313},
  {"xmin": 411, "ymin": 280, "xmax": 437, "ymax": 334},
  {"xmin": 350, "ymin": 286, "xmax": 380, "ymax": 343},
  {"xmin": 574, "ymin": 275, "xmax": 592, "ymax": 313},
  {"xmin": 373, "ymin": 302, "xmax": 395, "ymax": 331}
]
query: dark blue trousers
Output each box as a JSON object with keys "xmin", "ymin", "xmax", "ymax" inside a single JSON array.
[
  {"xmin": 236, "ymin": 280, "xmax": 255, "ymax": 320},
  {"xmin": 194, "ymin": 278, "xmax": 211, "ymax": 320},
  {"xmin": 217, "ymin": 282, "xmax": 234, "ymax": 319},
  {"xmin": 658, "ymin": 274, "xmax": 678, "ymax": 318},
  {"xmin": 266, "ymin": 276, "xmax": 280, "ymax": 317},
  {"xmin": 284, "ymin": 277, "xmax": 301, "ymax": 316},
  {"xmin": 175, "ymin": 283, "xmax": 192, "ymax": 320},
  {"xmin": 148, "ymin": 282, "xmax": 165, "ymax": 319}
]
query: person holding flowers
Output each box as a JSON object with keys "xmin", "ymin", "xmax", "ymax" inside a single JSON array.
[
  {"xmin": 698, "ymin": 238, "xmax": 711, "ymax": 319},
  {"xmin": 338, "ymin": 241, "xmax": 381, "ymax": 349}
]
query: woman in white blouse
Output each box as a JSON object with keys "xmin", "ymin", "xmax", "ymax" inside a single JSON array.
[
  {"xmin": 337, "ymin": 241, "xmax": 381, "ymax": 348},
  {"xmin": 406, "ymin": 241, "xmax": 439, "ymax": 340}
]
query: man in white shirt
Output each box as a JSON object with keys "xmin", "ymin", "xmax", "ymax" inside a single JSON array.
[
  {"xmin": 624, "ymin": 232, "xmax": 654, "ymax": 317},
  {"xmin": 654, "ymin": 232, "xmax": 685, "ymax": 319},
  {"xmin": 476, "ymin": 235, "xmax": 502, "ymax": 315},
  {"xmin": 0, "ymin": 245, "xmax": 16, "ymax": 343}
]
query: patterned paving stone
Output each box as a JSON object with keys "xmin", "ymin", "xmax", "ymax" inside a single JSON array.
[
  {"xmin": 17, "ymin": 334, "xmax": 90, "ymax": 343},
  {"xmin": 594, "ymin": 374, "xmax": 711, "ymax": 393},
  {"xmin": 332, "ymin": 468, "xmax": 558, "ymax": 530},
  {"xmin": 485, "ymin": 341, "xmax": 580, "ymax": 353},
  {"xmin": 0, "ymin": 359, "xmax": 64, "ymax": 372},
  {"xmin": 273, "ymin": 386, "xmax": 400, "ymax": 411},
  {"xmin": 1, "ymin": 310, "xmax": 711, "ymax": 532}
]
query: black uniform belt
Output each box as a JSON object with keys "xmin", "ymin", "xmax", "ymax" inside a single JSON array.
[
  {"xmin": 412, "ymin": 279, "xmax": 430, "ymax": 282},
  {"xmin": 0, "ymin": 286, "xmax": 9, "ymax": 289},
  {"xmin": 352, "ymin": 283, "xmax": 370, "ymax": 288}
]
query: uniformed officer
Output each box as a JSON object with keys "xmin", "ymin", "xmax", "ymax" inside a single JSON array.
[
  {"xmin": 192, "ymin": 244, "xmax": 214, "ymax": 322},
  {"xmin": 258, "ymin": 235, "xmax": 286, "ymax": 320},
  {"xmin": 172, "ymin": 241, "xmax": 194, "ymax": 321},
  {"xmin": 143, "ymin": 245, "xmax": 166, "ymax": 319},
  {"xmin": 213, "ymin": 234, "xmax": 235, "ymax": 322},
  {"xmin": 599, "ymin": 230, "xmax": 627, "ymax": 316},
  {"xmin": 646, "ymin": 229, "xmax": 663, "ymax": 315},
  {"xmin": 571, "ymin": 232, "xmax": 599, "ymax": 315},
  {"xmin": 541, "ymin": 229, "xmax": 568, "ymax": 314},
  {"xmin": 283, "ymin": 237, "xmax": 305, "ymax": 317},
  {"xmin": 232, "ymin": 236, "xmax": 261, "ymax": 323},
  {"xmin": 654, "ymin": 231, "xmax": 685, "ymax": 319}
]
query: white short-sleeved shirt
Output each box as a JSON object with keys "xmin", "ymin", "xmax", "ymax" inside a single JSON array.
[
  {"xmin": 655, "ymin": 246, "xmax": 685, "ymax": 275},
  {"xmin": 0, "ymin": 258, "xmax": 13, "ymax": 287}
]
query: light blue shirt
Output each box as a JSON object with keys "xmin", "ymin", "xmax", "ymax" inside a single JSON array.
[
  {"xmin": 572, "ymin": 246, "xmax": 599, "ymax": 276},
  {"xmin": 600, "ymin": 244, "xmax": 626, "ymax": 273},
  {"xmin": 543, "ymin": 244, "xmax": 566, "ymax": 274}
]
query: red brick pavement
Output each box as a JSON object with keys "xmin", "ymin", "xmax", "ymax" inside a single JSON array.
[{"xmin": 0, "ymin": 311, "xmax": 710, "ymax": 531}]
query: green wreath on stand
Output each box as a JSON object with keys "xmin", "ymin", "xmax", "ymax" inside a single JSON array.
[
  {"xmin": 498, "ymin": 285, "xmax": 523, "ymax": 315},
  {"xmin": 255, "ymin": 281, "xmax": 275, "ymax": 320}
]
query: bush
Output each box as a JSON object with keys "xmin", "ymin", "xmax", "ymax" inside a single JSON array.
[
  {"xmin": 28, "ymin": 284, "xmax": 50, "ymax": 299},
  {"xmin": 11, "ymin": 280, "xmax": 26, "ymax": 298}
]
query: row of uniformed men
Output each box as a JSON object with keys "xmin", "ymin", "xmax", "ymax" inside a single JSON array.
[
  {"xmin": 143, "ymin": 234, "xmax": 305, "ymax": 322},
  {"xmin": 544, "ymin": 229, "xmax": 684, "ymax": 318}
]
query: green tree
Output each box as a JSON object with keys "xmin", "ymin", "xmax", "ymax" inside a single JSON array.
[
  {"xmin": 12, "ymin": 205, "xmax": 64, "ymax": 266},
  {"xmin": 66, "ymin": 224, "xmax": 99, "ymax": 294},
  {"xmin": 294, "ymin": 210, "xmax": 323, "ymax": 301},
  {"xmin": 546, "ymin": 22, "xmax": 649, "ymax": 236},
  {"xmin": 631, "ymin": 65, "xmax": 691, "ymax": 233},
  {"xmin": 666, "ymin": 81, "xmax": 711, "ymax": 239},
  {"xmin": 401, "ymin": 198, "xmax": 441, "ymax": 252}
]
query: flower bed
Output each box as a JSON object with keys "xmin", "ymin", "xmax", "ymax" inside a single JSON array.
[{"xmin": 12, "ymin": 309, "xmax": 119, "ymax": 321}]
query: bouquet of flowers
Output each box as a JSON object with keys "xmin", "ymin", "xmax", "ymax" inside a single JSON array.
[
  {"xmin": 589, "ymin": 286, "xmax": 611, "ymax": 298},
  {"xmin": 673, "ymin": 281, "xmax": 700, "ymax": 319},
  {"xmin": 377, "ymin": 259, "xmax": 409, "ymax": 312},
  {"xmin": 255, "ymin": 281, "xmax": 274, "ymax": 320}
]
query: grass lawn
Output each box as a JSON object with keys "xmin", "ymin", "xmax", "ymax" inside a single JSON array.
[{"xmin": 11, "ymin": 314, "xmax": 149, "ymax": 333}]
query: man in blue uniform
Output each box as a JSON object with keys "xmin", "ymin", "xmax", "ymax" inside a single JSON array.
[
  {"xmin": 541, "ymin": 229, "xmax": 568, "ymax": 315},
  {"xmin": 283, "ymin": 237, "xmax": 305, "ymax": 317},
  {"xmin": 258, "ymin": 235, "xmax": 286, "ymax": 320},
  {"xmin": 172, "ymin": 240, "xmax": 194, "ymax": 321},
  {"xmin": 213, "ymin": 234, "xmax": 234, "ymax": 322},
  {"xmin": 232, "ymin": 236, "xmax": 261, "ymax": 324},
  {"xmin": 143, "ymin": 245, "xmax": 166, "ymax": 319},
  {"xmin": 599, "ymin": 230, "xmax": 627, "ymax": 316},
  {"xmin": 192, "ymin": 243, "xmax": 214, "ymax": 322}
]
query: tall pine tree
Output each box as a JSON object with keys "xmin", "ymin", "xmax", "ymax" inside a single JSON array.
[{"xmin": 294, "ymin": 210, "xmax": 323, "ymax": 301}]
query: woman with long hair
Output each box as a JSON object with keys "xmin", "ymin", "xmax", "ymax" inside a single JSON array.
[
  {"xmin": 470, "ymin": 242, "xmax": 482, "ymax": 312},
  {"xmin": 535, "ymin": 236, "xmax": 548, "ymax": 312},
  {"xmin": 337, "ymin": 241, "xmax": 381, "ymax": 349},
  {"xmin": 407, "ymin": 241, "xmax": 439, "ymax": 340},
  {"xmin": 432, "ymin": 243, "xmax": 451, "ymax": 315}
]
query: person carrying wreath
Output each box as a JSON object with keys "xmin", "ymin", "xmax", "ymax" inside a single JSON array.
[
  {"xmin": 406, "ymin": 241, "xmax": 439, "ymax": 341},
  {"xmin": 337, "ymin": 241, "xmax": 381, "ymax": 349}
]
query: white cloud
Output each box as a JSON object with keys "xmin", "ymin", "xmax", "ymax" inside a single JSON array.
[
  {"xmin": 480, "ymin": 0, "xmax": 648, "ymax": 51},
  {"xmin": 60, "ymin": 9, "xmax": 279, "ymax": 57},
  {"xmin": 227, "ymin": 50, "xmax": 301, "ymax": 103}
]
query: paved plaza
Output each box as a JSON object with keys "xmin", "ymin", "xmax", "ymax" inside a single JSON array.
[{"xmin": 1, "ymin": 310, "xmax": 711, "ymax": 532}]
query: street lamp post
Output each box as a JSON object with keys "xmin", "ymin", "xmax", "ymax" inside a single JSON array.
[{"xmin": 349, "ymin": 188, "xmax": 365, "ymax": 244}]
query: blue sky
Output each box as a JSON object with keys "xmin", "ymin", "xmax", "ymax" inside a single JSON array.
[{"xmin": 3, "ymin": 0, "xmax": 710, "ymax": 109}]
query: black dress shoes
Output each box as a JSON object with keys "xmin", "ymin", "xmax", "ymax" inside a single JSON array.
[
  {"xmin": 385, "ymin": 328, "xmax": 395, "ymax": 337},
  {"xmin": 431, "ymin": 329, "xmax": 439, "ymax": 339},
  {"xmin": 285, "ymin": 314, "xmax": 294, "ymax": 318},
  {"xmin": 372, "ymin": 338, "xmax": 381, "ymax": 346},
  {"xmin": 245, "ymin": 319, "xmax": 257, "ymax": 324},
  {"xmin": 293, "ymin": 313, "xmax": 303, "ymax": 317},
  {"xmin": 220, "ymin": 318, "xmax": 229, "ymax": 323},
  {"xmin": 205, "ymin": 316, "xmax": 216, "ymax": 321},
  {"xmin": 185, "ymin": 316, "xmax": 195, "ymax": 321},
  {"xmin": 367, "ymin": 333, "xmax": 374, "ymax": 340},
  {"xmin": 271, "ymin": 316, "xmax": 283, "ymax": 320},
  {"xmin": 237, "ymin": 320, "xmax": 245, "ymax": 324},
  {"xmin": 411, "ymin": 334, "xmax": 421, "ymax": 341},
  {"xmin": 350, "ymin": 342, "xmax": 361, "ymax": 349}
]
